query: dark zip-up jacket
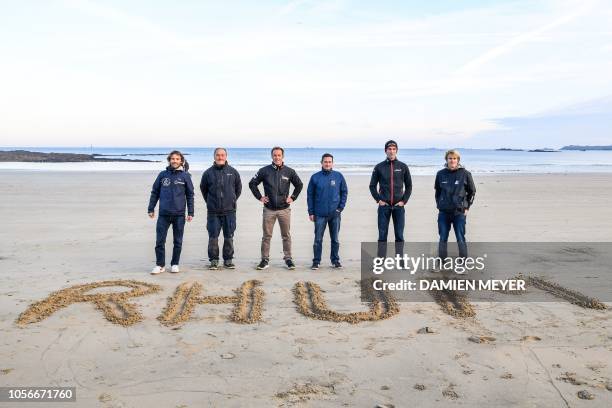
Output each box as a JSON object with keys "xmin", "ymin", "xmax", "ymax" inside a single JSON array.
[
  {"xmin": 307, "ymin": 169, "xmax": 348, "ymax": 217},
  {"xmin": 148, "ymin": 166, "xmax": 195, "ymax": 216},
  {"xmin": 249, "ymin": 162, "xmax": 303, "ymax": 210},
  {"xmin": 200, "ymin": 162, "xmax": 242, "ymax": 215},
  {"xmin": 434, "ymin": 166, "xmax": 476, "ymax": 212},
  {"xmin": 369, "ymin": 158, "xmax": 412, "ymax": 205}
]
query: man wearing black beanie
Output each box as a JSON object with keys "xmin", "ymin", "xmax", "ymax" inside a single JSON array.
[{"xmin": 369, "ymin": 140, "xmax": 412, "ymax": 256}]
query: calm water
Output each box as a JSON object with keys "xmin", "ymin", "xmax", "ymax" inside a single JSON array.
[{"xmin": 2, "ymin": 147, "xmax": 612, "ymax": 174}]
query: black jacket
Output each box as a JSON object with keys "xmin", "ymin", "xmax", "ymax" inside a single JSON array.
[
  {"xmin": 200, "ymin": 162, "xmax": 242, "ymax": 215},
  {"xmin": 148, "ymin": 166, "xmax": 195, "ymax": 216},
  {"xmin": 434, "ymin": 166, "xmax": 476, "ymax": 212},
  {"xmin": 249, "ymin": 163, "xmax": 303, "ymax": 210},
  {"xmin": 369, "ymin": 158, "xmax": 412, "ymax": 205}
]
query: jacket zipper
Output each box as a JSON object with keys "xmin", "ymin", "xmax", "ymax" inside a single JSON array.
[{"xmin": 390, "ymin": 161, "xmax": 394, "ymax": 205}]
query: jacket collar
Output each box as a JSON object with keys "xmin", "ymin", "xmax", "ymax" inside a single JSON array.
[
  {"xmin": 385, "ymin": 157, "xmax": 397, "ymax": 163},
  {"xmin": 444, "ymin": 163, "xmax": 463, "ymax": 172},
  {"xmin": 213, "ymin": 161, "xmax": 227, "ymax": 169},
  {"xmin": 272, "ymin": 161, "xmax": 284, "ymax": 170},
  {"xmin": 321, "ymin": 168, "xmax": 332, "ymax": 174},
  {"xmin": 166, "ymin": 165, "xmax": 184, "ymax": 172}
]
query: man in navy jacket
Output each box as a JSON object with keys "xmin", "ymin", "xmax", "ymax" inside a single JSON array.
[
  {"xmin": 148, "ymin": 150, "xmax": 195, "ymax": 274},
  {"xmin": 435, "ymin": 149, "xmax": 476, "ymax": 258},
  {"xmin": 307, "ymin": 153, "xmax": 348, "ymax": 269},
  {"xmin": 200, "ymin": 148, "xmax": 242, "ymax": 270}
]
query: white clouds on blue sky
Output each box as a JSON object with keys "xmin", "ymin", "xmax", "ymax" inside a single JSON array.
[{"xmin": 1, "ymin": 0, "xmax": 611, "ymax": 147}]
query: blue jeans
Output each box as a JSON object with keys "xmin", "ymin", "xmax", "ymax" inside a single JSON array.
[
  {"xmin": 155, "ymin": 215, "xmax": 185, "ymax": 267},
  {"xmin": 207, "ymin": 213, "xmax": 236, "ymax": 261},
  {"xmin": 312, "ymin": 213, "xmax": 341, "ymax": 264},
  {"xmin": 438, "ymin": 210, "xmax": 467, "ymax": 258},
  {"xmin": 377, "ymin": 205, "xmax": 405, "ymax": 257}
]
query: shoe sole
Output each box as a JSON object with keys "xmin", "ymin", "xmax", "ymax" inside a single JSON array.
[
  {"xmin": 209, "ymin": 266, "xmax": 219, "ymax": 270},
  {"xmin": 150, "ymin": 269, "xmax": 165, "ymax": 275},
  {"xmin": 256, "ymin": 265, "xmax": 269, "ymax": 270},
  {"xmin": 224, "ymin": 265, "xmax": 236, "ymax": 269},
  {"xmin": 311, "ymin": 267, "xmax": 319, "ymax": 270},
  {"xmin": 287, "ymin": 266, "xmax": 296, "ymax": 270}
]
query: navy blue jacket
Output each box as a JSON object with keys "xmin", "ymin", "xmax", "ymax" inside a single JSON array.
[
  {"xmin": 200, "ymin": 162, "xmax": 242, "ymax": 215},
  {"xmin": 307, "ymin": 169, "xmax": 348, "ymax": 217},
  {"xmin": 434, "ymin": 166, "xmax": 476, "ymax": 212},
  {"xmin": 148, "ymin": 166, "xmax": 195, "ymax": 216}
]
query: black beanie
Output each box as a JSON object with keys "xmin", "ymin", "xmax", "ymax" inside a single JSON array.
[{"xmin": 384, "ymin": 140, "xmax": 398, "ymax": 150}]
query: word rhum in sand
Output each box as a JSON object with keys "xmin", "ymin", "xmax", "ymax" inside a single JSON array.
[
  {"xmin": 293, "ymin": 279, "xmax": 399, "ymax": 324},
  {"xmin": 158, "ymin": 280, "xmax": 264, "ymax": 326},
  {"xmin": 16, "ymin": 280, "xmax": 162, "ymax": 327}
]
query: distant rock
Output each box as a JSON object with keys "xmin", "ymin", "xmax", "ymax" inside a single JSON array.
[
  {"xmin": 495, "ymin": 148, "xmax": 524, "ymax": 151},
  {"xmin": 0, "ymin": 150, "xmax": 157, "ymax": 163},
  {"xmin": 528, "ymin": 148, "xmax": 559, "ymax": 153},
  {"xmin": 561, "ymin": 145, "xmax": 612, "ymax": 151}
]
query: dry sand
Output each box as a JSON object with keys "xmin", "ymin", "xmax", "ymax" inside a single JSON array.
[{"xmin": 1, "ymin": 171, "xmax": 611, "ymax": 407}]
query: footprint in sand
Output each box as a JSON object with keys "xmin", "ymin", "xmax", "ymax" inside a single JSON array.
[
  {"xmin": 521, "ymin": 335, "xmax": 541, "ymax": 342},
  {"xmin": 468, "ymin": 336, "xmax": 496, "ymax": 344}
]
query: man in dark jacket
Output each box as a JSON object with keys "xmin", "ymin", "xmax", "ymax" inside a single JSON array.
[
  {"xmin": 148, "ymin": 150, "xmax": 195, "ymax": 274},
  {"xmin": 307, "ymin": 153, "xmax": 348, "ymax": 270},
  {"xmin": 200, "ymin": 147, "xmax": 242, "ymax": 270},
  {"xmin": 249, "ymin": 146, "xmax": 303, "ymax": 270},
  {"xmin": 369, "ymin": 140, "xmax": 412, "ymax": 255},
  {"xmin": 435, "ymin": 149, "xmax": 476, "ymax": 259}
]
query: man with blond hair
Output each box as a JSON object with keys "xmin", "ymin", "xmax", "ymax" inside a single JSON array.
[{"xmin": 434, "ymin": 149, "xmax": 476, "ymax": 259}]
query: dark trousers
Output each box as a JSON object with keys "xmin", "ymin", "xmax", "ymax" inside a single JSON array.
[
  {"xmin": 438, "ymin": 210, "xmax": 467, "ymax": 258},
  {"xmin": 313, "ymin": 213, "xmax": 341, "ymax": 264},
  {"xmin": 207, "ymin": 213, "xmax": 236, "ymax": 261},
  {"xmin": 155, "ymin": 215, "xmax": 185, "ymax": 267},
  {"xmin": 377, "ymin": 205, "xmax": 405, "ymax": 257}
]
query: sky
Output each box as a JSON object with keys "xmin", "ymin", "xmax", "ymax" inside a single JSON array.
[{"xmin": 1, "ymin": 0, "xmax": 612, "ymax": 149}]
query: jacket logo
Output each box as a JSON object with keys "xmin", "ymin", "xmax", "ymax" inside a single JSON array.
[
  {"xmin": 330, "ymin": 180, "xmax": 336, "ymax": 186},
  {"xmin": 454, "ymin": 180, "xmax": 459, "ymax": 185},
  {"xmin": 226, "ymin": 173, "xmax": 233, "ymax": 176},
  {"xmin": 174, "ymin": 180, "xmax": 185, "ymax": 185},
  {"xmin": 162, "ymin": 178, "xmax": 171, "ymax": 187},
  {"xmin": 394, "ymin": 169, "xmax": 402, "ymax": 172},
  {"xmin": 281, "ymin": 176, "xmax": 289, "ymax": 181},
  {"xmin": 441, "ymin": 181, "xmax": 448, "ymax": 184}
]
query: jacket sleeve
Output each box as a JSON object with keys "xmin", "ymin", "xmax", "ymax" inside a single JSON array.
[
  {"xmin": 369, "ymin": 166, "xmax": 381, "ymax": 202},
  {"xmin": 248, "ymin": 169, "xmax": 264, "ymax": 200},
  {"xmin": 234, "ymin": 169, "xmax": 242, "ymax": 200},
  {"xmin": 200, "ymin": 171, "xmax": 208, "ymax": 201},
  {"xmin": 401, "ymin": 164, "xmax": 413, "ymax": 203},
  {"xmin": 338, "ymin": 174, "xmax": 348, "ymax": 211},
  {"xmin": 290, "ymin": 170, "xmax": 303, "ymax": 200},
  {"xmin": 465, "ymin": 171, "xmax": 476, "ymax": 209},
  {"xmin": 185, "ymin": 174, "xmax": 195, "ymax": 216},
  {"xmin": 434, "ymin": 172, "xmax": 441, "ymax": 204},
  {"xmin": 306, "ymin": 175, "xmax": 315, "ymax": 215},
  {"xmin": 147, "ymin": 174, "xmax": 161, "ymax": 213}
]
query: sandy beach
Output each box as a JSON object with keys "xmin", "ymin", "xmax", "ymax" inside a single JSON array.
[{"xmin": 1, "ymin": 171, "xmax": 611, "ymax": 407}]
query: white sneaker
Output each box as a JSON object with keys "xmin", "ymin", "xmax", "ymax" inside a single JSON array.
[
  {"xmin": 151, "ymin": 266, "xmax": 165, "ymax": 275},
  {"xmin": 170, "ymin": 265, "xmax": 180, "ymax": 273}
]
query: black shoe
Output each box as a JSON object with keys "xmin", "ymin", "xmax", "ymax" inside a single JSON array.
[
  {"xmin": 285, "ymin": 259, "xmax": 296, "ymax": 270},
  {"xmin": 256, "ymin": 259, "xmax": 269, "ymax": 270},
  {"xmin": 310, "ymin": 263, "xmax": 320, "ymax": 270},
  {"xmin": 224, "ymin": 260, "xmax": 235, "ymax": 269},
  {"xmin": 332, "ymin": 261, "xmax": 343, "ymax": 269},
  {"xmin": 209, "ymin": 260, "xmax": 219, "ymax": 270}
]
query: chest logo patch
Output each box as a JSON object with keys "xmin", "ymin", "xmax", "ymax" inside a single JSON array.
[{"xmin": 162, "ymin": 178, "xmax": 171, "ymax": 187}]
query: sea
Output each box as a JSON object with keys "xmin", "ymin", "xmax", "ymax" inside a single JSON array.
[{"xmin": 2, "ymin": 147, "xmax": 612, "ymax": 175}]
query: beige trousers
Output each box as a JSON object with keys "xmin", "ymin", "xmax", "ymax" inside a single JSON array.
[{"xmin": 261, "ymin": 207, "xmax": 292, "ymax": 260}]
